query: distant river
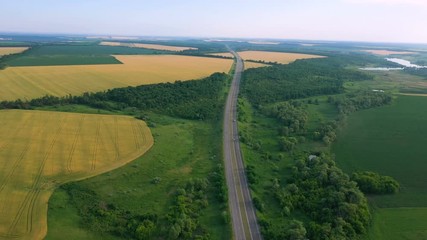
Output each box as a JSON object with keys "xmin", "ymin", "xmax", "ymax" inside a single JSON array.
[
  {"xmin": 360, "ymin": 58, "xmax": 427, "ymax": 71},
  {"xmin": 385, "ymin": 58, "xmax": 427, "ymax": 68}
]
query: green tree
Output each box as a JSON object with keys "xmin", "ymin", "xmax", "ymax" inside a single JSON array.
[{"xmin": 135, "ymin": 220, "xmax": 155, "ymax": 240}]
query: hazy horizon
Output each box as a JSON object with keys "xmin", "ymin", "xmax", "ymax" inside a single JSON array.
[{"xmin": 1, "ymin": 0, "xmax": 426, "ymax": 44}]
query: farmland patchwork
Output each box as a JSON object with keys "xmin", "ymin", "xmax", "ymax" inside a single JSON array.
[{"xmin": 0, "ymin": 55, "xmax": 233, "ymax": 101}]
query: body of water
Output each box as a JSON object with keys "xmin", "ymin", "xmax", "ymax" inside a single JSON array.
[
  {"xmin": 360, "ymin": 58, "xmax": 427, "ymax": 71},
  {"xmin": 386, "ymin": 58, "xmax": 427, "ymax": 68},
  {"xmin": 359, "ymin": 67, "xmax": 403, "ymax": 71}
]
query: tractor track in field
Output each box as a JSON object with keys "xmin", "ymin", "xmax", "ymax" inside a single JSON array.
[
  {"xmin": 7, "ymin": 116, "xmax": 65, "ymax": 236},
  {"xmin": 91, "ymin": 118, "xmax": 102, "ymax": 171},
  {"xmin": 0, "ymin": 115, "xmax": 34, "ymax": 195},
  {"xmin": 67, "ymin": 115, "xmax": 85, "ymax": 173}
]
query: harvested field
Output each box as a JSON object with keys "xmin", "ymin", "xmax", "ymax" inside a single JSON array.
[
  {"xmin": 100, "ymin": 41, "xmax": 197, "ymax": 51},
  {"xmin": 244, "ymin": 61, "xmax": 269, "ymax": 69},
  {"xmin": 0, "ymin": 47, "xmax": 28, "ymax": 56},
  {"xmin": 0, "ymin": 55, "xmax": 233, "ymax": 101},
  {"xmin": 0, "ymin": 110, "xmax": 153, "ymax": 240},
  {"xmin": 362, "ymin": 49, "xmax": 417, "ymax": 55}
]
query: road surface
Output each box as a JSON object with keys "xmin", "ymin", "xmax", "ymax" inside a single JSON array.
[{"xmin": 223, "ymin": 49, "xmax": 262, "ymax": 240}]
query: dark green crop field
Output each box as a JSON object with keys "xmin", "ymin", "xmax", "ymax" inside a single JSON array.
[
  {"xmin": 333, "ymin": 95, "xmax": 427, "ymax": 207},
  {"xmin": 333, "ymin": 95, "xmax": 427, "ymax": 239},
  {"xmin": 3, "ymin": 45, "xmax": 165, "ymax": 66},
  {"xmin": 366, "ymin": 207, "xmax": 427, "ymax": 240}
]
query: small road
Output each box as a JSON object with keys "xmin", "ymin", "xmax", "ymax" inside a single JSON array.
[{"xmin": 223, "ymin": 48, "xmax": 262, "ymax": 240}]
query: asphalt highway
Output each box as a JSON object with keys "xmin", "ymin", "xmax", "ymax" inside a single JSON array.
[{"xmin": 223, "ymin": 49, "xmax": 262, "ymax": 240}]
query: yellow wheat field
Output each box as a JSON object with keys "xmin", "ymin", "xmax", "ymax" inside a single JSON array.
[
  {"xmin": 0, "ymin": 110, "xmax": 153, "ymax": 240},
  {"xmin": 208, "ymin": 52, "xmax": 234, "ymax": 58},
  {"xmin": 237, "ymin": 51, "xmax": 325, "ymax": 64},
  {"xmin": 244, "ymin": 61, "xmax": 269, "ymax": 69},
  {"xmin": 207, "ymin": 53, "xmax": 269, "ymax": 68},
  {"xmin": 100, "ymin": 41, "xmax": 197, "ymax": 51},
  {"xmin": 361, "ymin": 49, "xmax": 417, "ymax": 55},
  {"xmin": 0, "ymin": 55, "xmax": 233, "ymax": 101},
  {"xmin": 0, "ymin": 47, "xmax": 29, "ymax": 56},
  {"xmin": 210, "ymin": 51, "xmax": 324, "ymax": 64}
]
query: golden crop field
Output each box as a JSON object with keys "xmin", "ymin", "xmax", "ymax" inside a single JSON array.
[
  {"xmin": 208, "ymin": 52, "xmax": 234, "ymax": 58},
  {"xmin": 0, "ymin": 110, "xmax": 153, "ymax": 240},
  {"xmin": 237, "ymin": 51, "xmax": 325, "ymax": 64},
  {"xmin": 362, "ymin": 49, "xmax": 417, "ymax": 55},
  {"xmin": 100, "ymin": 41, "xmax": 197, "ymax": 51},
  {"xmin": 0, "ymin": 47, "xmax": 29, "ymax": 56},
  {"xmin": 244, "ymin": 61, "xmax": 269, "ymax": 69},
  {"xmin": 210, "ymin": 51, "xmax": 324, "ymax": 64},
  {"xmin": 0, "ymin": 55, "xmax": 233, "ymax": 101}
]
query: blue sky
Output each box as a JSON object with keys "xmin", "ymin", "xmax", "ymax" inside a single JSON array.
[{"xmin": 1, "ymin": 0, "xmax": 426, "ymax": 43}]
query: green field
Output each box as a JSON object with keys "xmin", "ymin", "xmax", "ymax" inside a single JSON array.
[
  {"xmin": 367, "ymin": 208, "xmax": 427, "ymax": 240},
  {"xmin": 45, "ymin": 112, "xmax": 230, "ymax": 240},
  {"xmin": 344, "ymin": 70, "xmax": 427, "ymax": 94},
  {"xmin": 333, "ymin": 95, "xmax": 427, "ymax": 207},
  {"xmin": 332, "ymin": 95, "xmax": 427, "ymax": 238},
  {"xmin": 3, "ymin": 45, "xmax": 165, "ymax": 66}
]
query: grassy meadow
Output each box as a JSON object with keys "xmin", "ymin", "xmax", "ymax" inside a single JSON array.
[
  {"xmin": 345, "ymin": 69, "xmax": 427, "ymax": 94},
  {"xmin": 0, "ymin": 110, "xmax": 153, "ymax": 240},
  {"xmin": 45, "ymin": 113, "xmax": 231, "ymax": 240},
  {"xmin": 0, "ymin": 55, "xmax": 233, "ymax": 101}
]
